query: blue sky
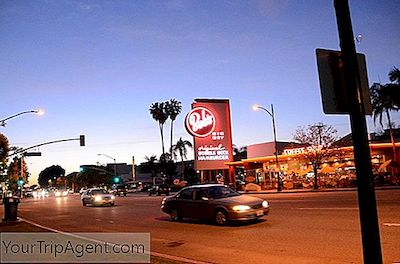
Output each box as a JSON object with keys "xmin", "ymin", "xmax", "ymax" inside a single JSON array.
[{"xmin": 1, "ymin": 0, "xmax": 399, "ymax": 185}]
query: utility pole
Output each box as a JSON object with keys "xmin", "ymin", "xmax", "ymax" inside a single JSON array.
[{"xmin": 334, "ymin": 1, "xmax": 382, "ymax": 263}]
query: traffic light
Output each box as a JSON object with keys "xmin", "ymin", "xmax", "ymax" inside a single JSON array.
[
  {"xmin": 17, "ymin": 177, "xmax": 24, "ymax": 186},
  {"xmin": 113, "ymin": 176, "xmax": 120, "ymax": 184},
  {"xmin": 80, "ymin": 135, "xmax": 85, "ymax": 146}
]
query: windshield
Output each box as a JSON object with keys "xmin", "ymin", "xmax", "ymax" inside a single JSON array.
[
  {"xmin": 207, "ymin": 186, "xmax": 240, "ymax": 199},
  {"xmin": 91, "ymin": 189, "xmax": 107, "ymax": 195}
]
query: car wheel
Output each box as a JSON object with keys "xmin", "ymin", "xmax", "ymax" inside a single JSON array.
[
  {"xmin": 170, "ymin": 209, "xmax": 182, "ymax": 222},
  {"xmin": 148, "ymin": 193, "xmax": 152, "ymax": 196},
  {"xmin": 82, "ymin": 200, "xmax": 86, "ymax": 206},
  {"xmin": 215, "ymin": 210, "xmax": 229, "ymax": 225}
]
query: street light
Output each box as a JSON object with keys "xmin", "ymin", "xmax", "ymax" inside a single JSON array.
[
  {"xmin": 97, "ymin": 153, "xmax": 117, "ymax": 181},
  {"xmin": 253, "ymin": 104, "xmax": 282, "ymax": 192},
  {"xmin": 0, "ymin": 109, "xmax": 44, "ymax": 127}
]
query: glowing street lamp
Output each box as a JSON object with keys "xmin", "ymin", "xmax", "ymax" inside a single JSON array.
[
  {"xmin": 0, "ymin": 109, "xmax": 44, "ymax": 127},
  {"xmin": 253, "ymin": 104, "xmax": 282, "ymax": 192}
]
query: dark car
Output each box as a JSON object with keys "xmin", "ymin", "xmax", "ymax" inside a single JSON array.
[
  {"xmin": 149, "ymin": 184, "xmax": 170, "ymax": 196},
  {"xmin": 113, "ymin": 186, "xmax": 127, "ymax": 196},
  {"xmin": 161, "ymin": 184, "xmax": 269, "ymax": 225}
]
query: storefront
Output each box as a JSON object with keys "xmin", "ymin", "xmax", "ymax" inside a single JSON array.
[{"xmin": 226, "ymin": 139, "xmax": 400, "ymax": 190}]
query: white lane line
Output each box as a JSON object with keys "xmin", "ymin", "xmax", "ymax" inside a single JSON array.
[
  {"xmin": 298, "ymin": 207, "xmax": 358, "ymax": 210},
  {"xmin": 19, "ymin": 217, "xmax": 212, "ymax": 264},
  {"xmin": 383, "ymin": 223, "xmax": 400, "ymax": 227}
]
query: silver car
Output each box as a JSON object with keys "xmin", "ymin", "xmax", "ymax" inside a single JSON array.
[{"xmin": 81, "ymin": 188, "xmax": 115, "ymax": 206}]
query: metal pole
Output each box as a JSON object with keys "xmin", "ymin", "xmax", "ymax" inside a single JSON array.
[
  {"xmin": 334, "ymin": 1, "xmax": 382, "ymax": 263},
  {"xmin": 113, "ymin": 158, "xmax": 117, "ymax": 180},
  {"xmin": 271, "ymin": 104, "xmax": 281, "ymax": 192}
]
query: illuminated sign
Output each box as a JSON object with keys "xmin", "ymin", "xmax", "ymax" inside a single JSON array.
[
  {"xmin": 186, "ymin": 99, "xmax": 233, "ymax": 170},
  {"xmin": 185, "ymin": 107, "xmax": 216, "ymax": 137},
  {"xmin": 283, "ymin": 146, "xmax": 322, "ymax": 155}
]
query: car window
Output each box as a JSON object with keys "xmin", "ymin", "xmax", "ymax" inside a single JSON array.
[
  {"xmin": 91, "ymin": 189, "xmax": 107, "ymax": 195},
  {"xmin": 194, "ymin": 189, "xmax": 208, "ymax": 200},
  {"xmin": 208, "ymin": 186, "xmax": 240, "ymax": 199},
  {"xmin": 178, "ymin": 188, "xmax": 194, "ymax": 200}
]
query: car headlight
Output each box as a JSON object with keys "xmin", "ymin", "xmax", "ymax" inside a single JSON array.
[
  {"xmin": 62, "ymin": 191, "xmax": 68, "ymax": 196},
  {"xmin": 262, "ymin": 200, "xmax": 269, "ymax": 208},
  {"xmin": 111, "ymin": 195, "xmax": 115, "ymax": 200},
  {"xmin": 232, "ymin": 205, "xmax": 251, "ymax": 211},
  {"xmin": 94, "ymin": 195, "xmax": 102, "ymax": 202},
  {"xmin": 55, "ymin": 191, "xmax": 61, "ymax": 197},
  {"xmin": 161, "ymin": 198, "xmax": 166, "ymax": 205}
]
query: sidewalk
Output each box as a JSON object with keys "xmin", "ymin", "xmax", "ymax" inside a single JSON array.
[
  {"xmin": 240, "ymin": 185, "xmax": 400, "ymax": 194},
  {"xmin": 0, "ymin": 220, "xmax": 187, "ymax": 264}
]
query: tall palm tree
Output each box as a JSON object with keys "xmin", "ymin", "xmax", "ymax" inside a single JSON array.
[
  {"xmin": 165, "ymin": 99, "xmax": 182, "ymax": 153},
  {"xmin": 171, "ymin": 137, "xmax": 193, "ymax": 180},
  {"xmin": 149, "ymin": 102, "xmax": 168, "ymax": 155},
  {"xmin": 370, "ymin": 82, "xmax": 398, "ymax": 161},
  {"xmin": 388, "ymin": 66, "xmax": 400, "ymax": 109}
]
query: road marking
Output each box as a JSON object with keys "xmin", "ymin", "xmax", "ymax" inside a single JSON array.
[
  {"xmin": 109, "ymin": 220, "xmax": 114, "ymax": 224},
  {"xmin": 383, "ymin": 223, "xmax": 400, "ymax": 227},
  {"xmin": 19, "ymin": 217, "xmax": 212, "ymax": 264},
  {"xmin": 95, "ymin": 218, "xmax": 102, "ymax": 221},
  {"xmin": 298, "ymin": 207, "xmax": 358, "ymax": 210}
]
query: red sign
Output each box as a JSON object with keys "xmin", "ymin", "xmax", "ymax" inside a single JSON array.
[
  {"xmin": 185, "ymin": 107, "xmax": 216, "ymax": 137},
  {"xmin": 186, "ymin": 99, "xmax": 234, "ymax": 170}
]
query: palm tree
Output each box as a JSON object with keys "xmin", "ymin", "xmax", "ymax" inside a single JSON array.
[
  {"xmin": 370, "ymin": 67, "xmax": 400, "ymax": 162},
  {"xmin": 165, "ymin": 99, "xmax": 182, "ymax": 153},
  {"xmin": 388, "ymin": 66, "xmax": 400, "ymax": 109},
  {"xmin": 171, "ymin": 137, "xmax": 193, "ymax": 180},
  {"xmin": 149, "ymin": 102, "xmax": 168, "ymax": 155}
]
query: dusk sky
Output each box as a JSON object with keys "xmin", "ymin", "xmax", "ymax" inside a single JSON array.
[{"xmin": 1, "ymin": 0, "xmax": 399, "ymax": 185}]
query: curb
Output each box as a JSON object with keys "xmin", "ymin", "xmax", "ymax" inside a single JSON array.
[{"xmin": 18, "ymin": 217, "xmax": 212, "ymax": 264}]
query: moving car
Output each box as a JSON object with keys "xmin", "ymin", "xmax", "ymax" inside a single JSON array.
[
  {"xmin": 161, "ymin": 184, "xmax": 269, "ymax": 225},
  {"xmin": 113, "ymin": 185, "xmax": 127, "ymax": 196},
  {"xmin": 81, "ymin": 188, "xmax": 115, "ymax": 206},
  {"xmin": 149, "ymin": 184, "xmax": 170, "ymax": 196},
  {"xmin": 55, "ymin": 189, "xmax": 69, "ymax": 197}
]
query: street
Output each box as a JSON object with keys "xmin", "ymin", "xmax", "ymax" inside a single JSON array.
[{"xmin": 1, "ymin": 189, "xmax": 400, "ymax": 264}]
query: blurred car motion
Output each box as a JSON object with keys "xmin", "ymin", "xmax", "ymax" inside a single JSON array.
[{"xmin": 81, "ymin": 188, "xmax": 115, "ymax": 206}]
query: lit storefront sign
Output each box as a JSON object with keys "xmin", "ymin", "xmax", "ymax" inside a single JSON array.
[{"xmin": 185, "ymin": 99, "xmax": 234, "ymax": 170}]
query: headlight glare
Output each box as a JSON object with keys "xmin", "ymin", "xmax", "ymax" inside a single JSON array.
[
  {"xmin": 262, "ymin": 200, "xmax": 269, "ymax": 208},
  {"xmin": 232, "ymin": 205, "xmax": 251, "ymax": 211},
  {"xmin": 94, "ymin": 195, "xmax": 102, "ymax": 202}
]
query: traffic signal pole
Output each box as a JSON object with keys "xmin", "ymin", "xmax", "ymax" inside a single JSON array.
[{"xmin": 334, "ymin": 1, "xmax": 382, "ymax": 263}]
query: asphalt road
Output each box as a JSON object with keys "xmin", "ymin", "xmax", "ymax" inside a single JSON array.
[{"xmin": 2, "ymin": 190, "xmax": 400, "ymax": 264}]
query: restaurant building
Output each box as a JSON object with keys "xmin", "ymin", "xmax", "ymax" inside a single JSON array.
[{"xmin": 225, "ymin": 131, "xmax": 400, "ymax": 189}]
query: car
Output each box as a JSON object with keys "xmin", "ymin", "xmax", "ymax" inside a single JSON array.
[
  {"xmin": 149, "ymin": 184, "xmax": 170, "ymax": 196},
  {"xmin": 81, "ymin": 188, "xmax": 115, "ymax": 206},
  {"xmin": 161, "ymin": 184, "xmax": 270, "ymax": 225},
  {"xmin": 113, "ymin": 186, "xmax": 127, "ymax": 196},
  {"xmin": 54, "ymin": 189, "xmax": 69, "ymax": 197},
  {"xmin": 32, "ymin": 189, "xmax": 49, "ymax": 198}
]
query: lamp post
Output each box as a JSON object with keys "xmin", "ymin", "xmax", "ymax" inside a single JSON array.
[
  {"xmin": 0, "ymin": 109, "xmax": 44, "ymax": 127},
  {"xmin": 253, "ymin": 104, "xmax": 282, "ymax": 192},
  {"xmin": 97, "ymin": 153, "xmax": 117, "ymax": 181}
]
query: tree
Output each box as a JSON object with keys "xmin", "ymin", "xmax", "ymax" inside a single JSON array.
[
  {"xmin": 233, "ymin": 145, "xmax": 247, "ymax": 161},
  {"xmin": 293, "ymin": 123, "xmax": 337, "ymax": 189},
  {"xmin": 370, "ymin": 66, "xmax": 400, "ymax": 162},
  {"xmin": 75, "ymin": 165, "xmax": 113, "ymax": 188},
  {"xmin": 171, "ymin": 137, "xmax": 193, "ymax": 180},
  {"xmin": 165, "ymin": 99, "xmax": 182, "ymax": 153},
  {"xmin": 38, "ymin": 165, "xmax": 65, "ymax": 188},
  {"xmin": 149, "ymin": 102, "xmax": 169, "ymax": 155},
  {"xmin": 0, "ymin": 133, "xmax": 9, "ymax": 177}
]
